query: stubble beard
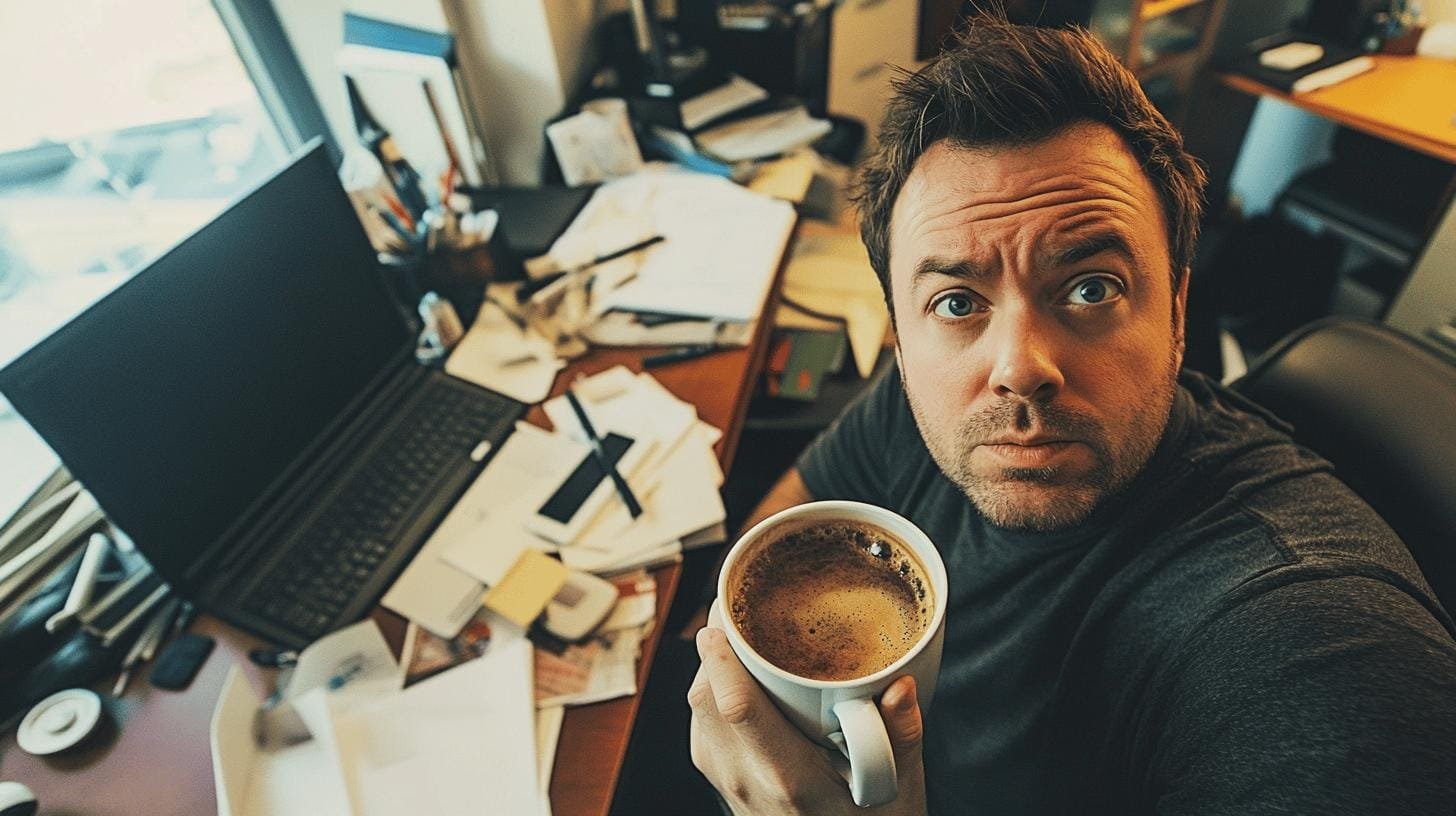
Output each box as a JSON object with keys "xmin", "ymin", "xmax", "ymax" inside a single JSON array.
[{"xmin": 903, "ymin": 358, "xmax": 1179, "ymax": 533}]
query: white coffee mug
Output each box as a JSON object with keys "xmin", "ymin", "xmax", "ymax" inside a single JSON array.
[{"xmin": 714, "ymin": 501, "xmax": 948, "ymax": 808}]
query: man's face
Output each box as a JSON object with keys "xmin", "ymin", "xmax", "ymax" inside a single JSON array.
[{"xmin": 887, "ymin": 123, "xmax": 1188, "ymax": 532}]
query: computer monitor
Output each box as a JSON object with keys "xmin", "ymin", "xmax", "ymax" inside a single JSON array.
[{"xmin": 0, "ymin": 141, "xmax": 410, "ymax": 590}]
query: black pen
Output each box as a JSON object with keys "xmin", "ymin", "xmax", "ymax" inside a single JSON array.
[
  {"xmin": 564, "ymin": 387, "xmax": 643, "ymax": 519},
  {"xmin": 518, "ymin": 235, "xmax": 666, "ymax": 302},
  {"xmin": 643, "ymin": 344, "xmax": 728, "ymax": 369}
]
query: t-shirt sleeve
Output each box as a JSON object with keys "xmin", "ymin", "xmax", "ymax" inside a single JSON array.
[
  {"xmin": 796, "ymin": 362, "xmax": 922, "ymax": 507},
  {"xmin": 1147, "ymin": 575, "xmax": 1456, "ymax": 815}
]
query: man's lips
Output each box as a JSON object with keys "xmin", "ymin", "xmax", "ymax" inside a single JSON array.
[
  {"xmin": 976, "ymin": 437, "xmax": 1082, "ymax": 467},
  {"xmin": 982, "ymin": 435, "xmax": 1072, "ymax": 447}
]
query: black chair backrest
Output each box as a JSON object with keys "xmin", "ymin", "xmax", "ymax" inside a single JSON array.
[{"xmin": 1234, "ymin": 317, "xmax": 1456, "ymax": 608}]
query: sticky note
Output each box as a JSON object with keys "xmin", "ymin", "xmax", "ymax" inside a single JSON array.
[{"xmin": 482, "ymin": 550, "xmax": 570, "ymax": 628}]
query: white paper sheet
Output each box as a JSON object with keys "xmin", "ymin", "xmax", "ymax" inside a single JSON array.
[
  {"xmin": 543, "ymin": 369, "xmax": 700, "ymax": 477},
  {"xmin": 212, "ymin": 668, "xmax": 354, "ymax": 816},
  {"xmin": 562, "ymin": 438, "xmax": 725, "ymax": 572},
  {"xmin": 779, "ymin": 233, "xmax": 891, "ymax": 378},
  {"xmin": 546, "ymin": 98, "xmax": 644, "ymax": 187},
  {"xmin": 550, "ymin": 168, "xmax": 795, "ymax": 322},
  {"xmin": 695, "ymin": 106, "xmax": 833, "ymax": 162},
  {"xmin": 338, "ymin": 46, "xmax": 485, "ymax": 187},
  {"xmin": 437, "ymin": 423, "xmax": 582, "ymax": 586},
  {"xmin": 445, "ymin": 302, "xmax": 564, "ymax": 405},
  {"xmin": 332, "ymin": 638, "xmax": 540, "ymax": 816},
  {"xmin": 680, "ymin": 74, "xmax": 769, "ymax": 131}
]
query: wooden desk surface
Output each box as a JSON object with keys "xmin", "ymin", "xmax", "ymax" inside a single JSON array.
[
  {"xmin": 1218, "ymin": 54, "xmax": 1456, "ymax": 165},
  {"xmin": 0, "ymin": 237, "xmax": 789, "ymax": 815}
]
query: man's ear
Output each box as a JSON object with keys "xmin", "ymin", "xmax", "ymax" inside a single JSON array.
[{"xmin": 1172, "ymin": 266, "xmax": 1191, "ymax": 362}]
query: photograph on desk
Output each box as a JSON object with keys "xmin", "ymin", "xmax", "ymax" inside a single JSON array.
[{"xmin": 3, "ymin": 1, "xmax": 1456, "ymax": 815}]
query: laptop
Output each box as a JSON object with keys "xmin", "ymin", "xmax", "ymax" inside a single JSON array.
[{"xmin": 0, "ymin": 142, "xmax": 524, "ymax": 649}]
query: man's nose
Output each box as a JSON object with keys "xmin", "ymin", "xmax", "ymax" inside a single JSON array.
[{"xmin": 987, "ymin": 308, "xmax": 1065, "ymax": 402}]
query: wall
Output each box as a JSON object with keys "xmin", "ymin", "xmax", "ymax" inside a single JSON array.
[
  {"xmin": 1426, "ymin": 0, "xmax": 1456, "ymax": 24},
  {"xmin": 271, "ymin": 0, "xmax": 449, "ymax": 159},
  {"xmin": 443, "ymin": 0, "xmax": 613, "ymax": 184},
  {"xmin": 274, "ymin": 0, "xmax": 613, "ymax": 186}
]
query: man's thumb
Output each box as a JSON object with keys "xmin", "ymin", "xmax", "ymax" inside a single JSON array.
[{"xmin": 879, "ymin": 675, "xmax": 924, "ymax": 760}]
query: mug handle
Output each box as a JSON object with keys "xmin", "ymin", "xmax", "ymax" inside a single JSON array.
[{"xmin": 830, "ymin": 696, "xmax": 897, "ymax": 807}]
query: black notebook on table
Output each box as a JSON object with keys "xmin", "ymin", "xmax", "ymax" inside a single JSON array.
[
  {"xmin": 0, "ymin": 142, "xmax": 523, "ymax": 649},
  {"xmin": 1227, "ymin": 31, "xmax": 1373, "ymax": 94}
]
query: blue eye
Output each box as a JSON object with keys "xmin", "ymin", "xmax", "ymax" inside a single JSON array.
[
  {"xmin": 932, "ymin": 293, "xmax": 977, "ymax": 319},
  {"xmin": 1066, "ymin": 275, "xmax": 1123, "ymax": 306}
]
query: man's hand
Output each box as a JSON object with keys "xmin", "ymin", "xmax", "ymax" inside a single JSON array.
[{"xmin": 688, "ymin": 614, "xmax": 928, "ymax": 816}]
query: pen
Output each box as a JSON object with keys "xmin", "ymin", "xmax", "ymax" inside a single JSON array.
[
  {"xmin": 564, "ymin": 385, "xmax": 643, "ymax": 519},
  {"xmin": 168, "ymin": 600, "xmax": 198, "ymax": 639},
  {"xmin": 485, "ymin": 294, "xmax": 529, "ymax": 332},
  {"xmin": 643, "ymin": 344, "xmax": 728, "ymax": 369},
  {"xmin": 374, "ymin": 206, "xmax": 418, "ymax": 249},
  {"xmin": 112, "ymin": 597, "xmax": 177, "ymax": 695},
  {"xmin": 517, "ymin": 235, "xmax": 666, "ymax": 302},
  {"xmin": 586, "ymin": 234, "xmax": 664, "ymax": 268}
]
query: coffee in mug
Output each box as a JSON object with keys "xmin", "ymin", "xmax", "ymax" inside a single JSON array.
[
  {"xmin": 715, "ymin": 502, "xmax": 948, "ymax": 807},
  {"xmin": 727, "ymin": 520, "xmax": 933, "ymax": 681}
]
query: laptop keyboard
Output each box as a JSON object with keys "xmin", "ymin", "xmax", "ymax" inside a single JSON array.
[{"xmin": 243, "ymin": 380, "xmax": 520, "ymax": 641}]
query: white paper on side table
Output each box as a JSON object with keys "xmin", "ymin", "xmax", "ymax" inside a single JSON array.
[{"xmin": 211, "ymin": 620, "xmax": 542, "ymax": 816}]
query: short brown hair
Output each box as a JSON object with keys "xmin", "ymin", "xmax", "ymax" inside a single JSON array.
[{"xmin": 855, "ymin": 18, "xmax": 1206, "ymax": 301}]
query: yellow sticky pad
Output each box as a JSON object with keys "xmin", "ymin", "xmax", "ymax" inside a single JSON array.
[{"xmin": 482, "ymin": 550, "xmax": 570, "ymax": 628}]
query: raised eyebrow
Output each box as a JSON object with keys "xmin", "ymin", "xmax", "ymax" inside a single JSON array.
[
  {"xmin": 1050, "ymin": 232, "xmax": 1136, "ymax": 267},
  {"xmin": 910, "ymin": 257, "xmax": 992, "ymax": 291}
]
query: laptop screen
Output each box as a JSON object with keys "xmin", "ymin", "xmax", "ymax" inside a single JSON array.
[{"xmin": 0, "ymin": 143, "xmax": 410, "ymax": 586}]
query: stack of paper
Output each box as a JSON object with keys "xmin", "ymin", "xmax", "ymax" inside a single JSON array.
[
  {"xmin": 680, "ymin": 74, "xmax": 770, "ymax": 131},
  {"xmin": 441, "ymin": 366, "xmax": 726, "ymax": 580},
  {"xmin": 541, "ymin": 165, "xmax": 796, "ymax": 325},
  {"xmin": 695, "ymin": 106, "xmax": 833, "ymax": 163},
  {"xmin": 383, "ymin": 368, "xmax": 726, "ymax": 640}
]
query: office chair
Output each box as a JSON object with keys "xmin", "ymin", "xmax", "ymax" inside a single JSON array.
[
  {"xmin": 1277, "ymin": 128, "xmax": 1453, "ymax": 269},
  {"xmin": 1233, "ymin": 317, "xmax": 1456, "ymax": 608}
]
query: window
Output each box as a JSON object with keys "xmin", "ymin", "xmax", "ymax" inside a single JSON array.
[{"xmin": 0, "ymin": 1, "xmax": 304, "ymax": 521}]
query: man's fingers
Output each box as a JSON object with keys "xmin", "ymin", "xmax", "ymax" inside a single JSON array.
[
  {"xmin": 879, "ymin": 675, "xmax": 924, "ymax": 759},
  {"xmin": 687, "ymin": 661, "xmax": 717, "ymax": 714},
  {"xmin": 696, "ymin": 626, "xmax": 761, "ymax": 724},
  {"xmin": 697, "ymin": 627, "xmax": 814, "ymax": 758}
]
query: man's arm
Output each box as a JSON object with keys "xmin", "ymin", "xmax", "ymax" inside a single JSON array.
[
  {"xmin": 737, "ymin": 467, "xmax": 814, "ymax": 538},
  {"xmin": 1147, "ymin": 575, "xmax": 1456, "ymax": 814}
]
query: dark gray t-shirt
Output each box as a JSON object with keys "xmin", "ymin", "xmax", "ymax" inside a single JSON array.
[{"xmin": 798, "ymin": 367, "xmax": 1456, "ymax": 815}]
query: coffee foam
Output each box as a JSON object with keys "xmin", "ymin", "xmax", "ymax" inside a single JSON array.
[{"xmin": 729, "ymin": 521, "xmax": 931, "ymax": 681}]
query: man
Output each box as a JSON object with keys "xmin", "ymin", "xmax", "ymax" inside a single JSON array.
[{"xmin": 688, "ymin": 18, "xmax": 1456, "ymax": 816}]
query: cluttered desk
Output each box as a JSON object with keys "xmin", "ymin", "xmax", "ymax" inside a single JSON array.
[
  {"xmin": 0, "ymin": 0, "xmax": 913, "ymax": 808},
  {"xmin": 0, "ymin": 123, "xmax": 805, "ymax": 812}
]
